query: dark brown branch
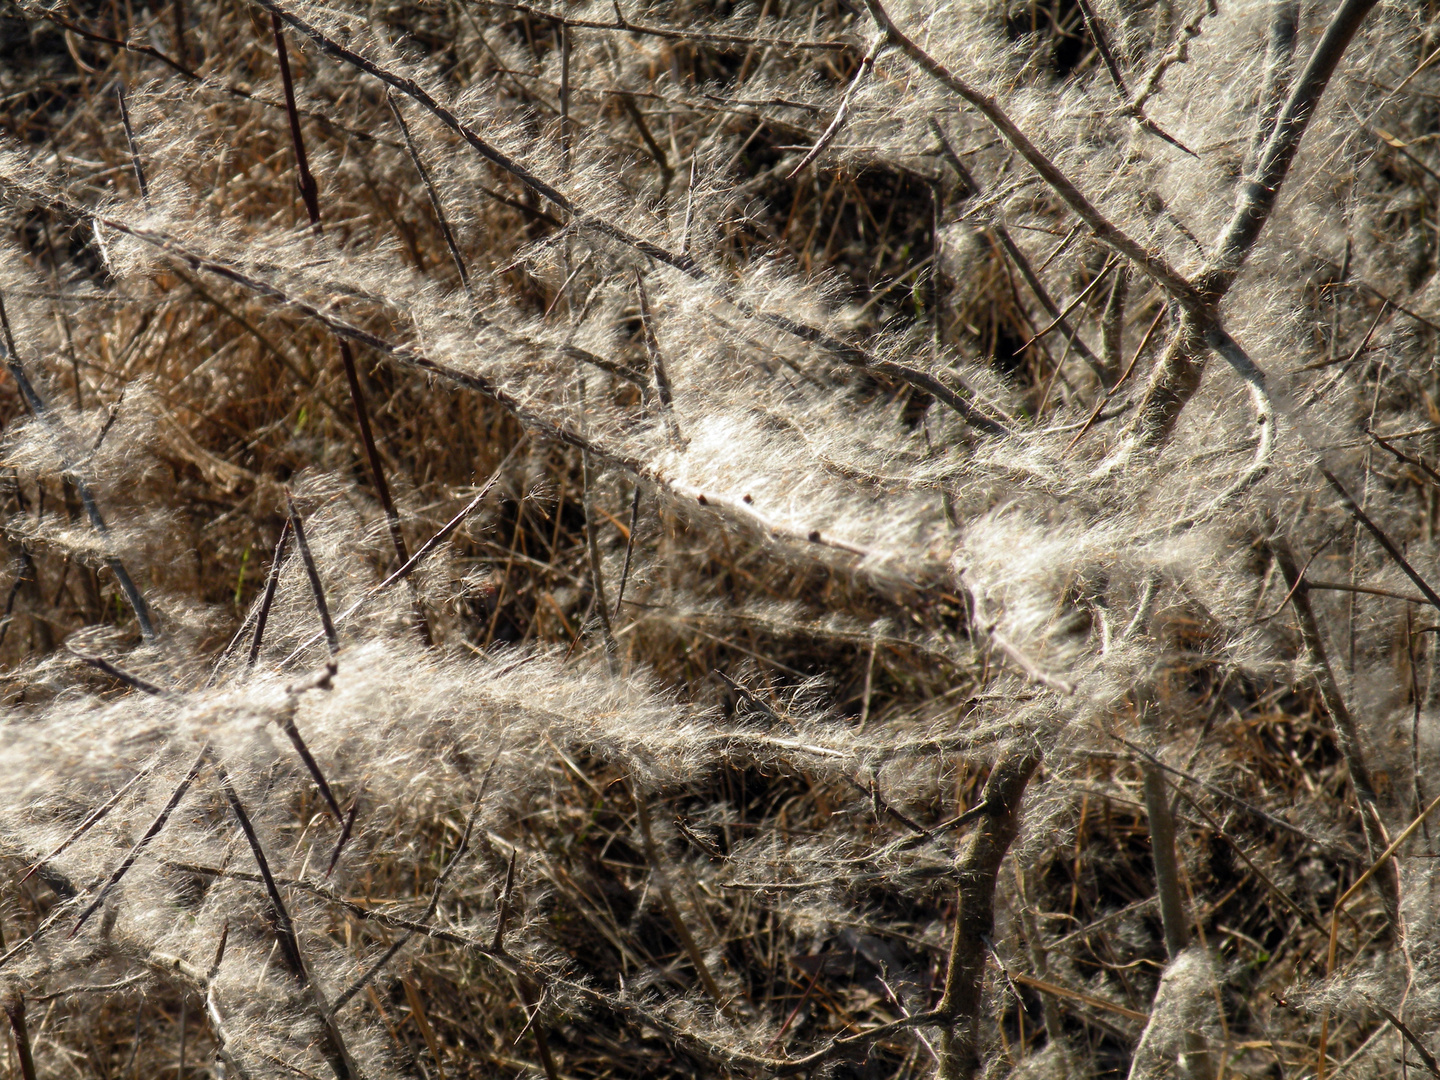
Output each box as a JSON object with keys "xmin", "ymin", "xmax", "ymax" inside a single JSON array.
[
  {"xmin": 474, "ymin": 0, "xmax": 854, "ymax": 51},
  {"xmin": 285, "ymin": 491, "xmax": 339, "ymax": 656},
  {"xmin": 217, "ymin": 764, "xmax": 360, "ymax": 1080},
  {"xmin": 115, "ymin": 84, "xmax": 149, "ymax": 203},
  {"xmin": 270, "ymin": 17, "xmax": 427, "ymax": 643},
  {"xmin": 1320, "ymin": 465, "xmax": 1440, "ymax": 611},
  {"xmin": 71, "ymin": 751, "xmax": 206, "ymax": 937},
  {"xmin": 929, "ymin": 118, "xmax": 1110, "ymax": 385},
  {"xmin": 935, "ymin": 745, "xmax": 1041, "ymax": 1080},
  {"xmin": 1270, "ymin": 532, "xmax": 1401, "ymax": 930},
  {"xmin": 387, "ymin": 93, "xmax": 472, "ymax": 298},
  {"xmin": 1, "ymin": 987, "xmax": 38, "ymax": 1080},
  {"xmin": 247, "ymin": 519, "xmax": 291, "ymax": 668}
]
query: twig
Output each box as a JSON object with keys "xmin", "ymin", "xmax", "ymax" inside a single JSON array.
[
  {"xmin": 71, "ymin": 751, "xmax": 206, "ymax": 937},
  {"xmin": 612, "ymin": 484, "xmax": 642, "ymax": 623},
  {"xmin": 246, "ymin": 0, "xmax": 1009, "ymax": 435},
  {"xmin": 387, "ymin": 93, "xmax": 472, "ymax": 298},
  {"xmin": 1271, "ymin": 531, "xmax": 1400, "ymax": 930},
  {"xmin": 633, "ymin": 271, "xmax": 683, "ymax": 447},
  {"xmin": 20, "ymin": 759, "xmax": 157, "ymax": 884},
  {"xmin": 217, "ymin": 763, "xmax": 361, "ymax": 1080},
  {"xmin": 1320, "ymin": 465, "xmax": 1440, "ymax": 610},
  {"xmin": 247, "ymin": 519, "xmax": 291, "ymax": 668},
  {"xmin": 929, "ymin": 113, "xmax": 1109, "ymax": 385},
  {"xmin": 787, "ymin": 31, "xmax": 885, "ymax": 177},
  {"xmin": 285, "ymin": 491, "xmax": 338, "ymax": 656},
  {"xmin": 270, "ymin": 16, "xmax": 427, "ymax": 643},
  {"xmin": 0, "ymin": 293, "xmax": 156, "ymax": 641},
  {"xmin": 864, "ymin": 0, "xmax": 1202, "ymax": 311},
  {"xmin": 115, "ymin": 83, "xmax": 149, "ymax": 203}
]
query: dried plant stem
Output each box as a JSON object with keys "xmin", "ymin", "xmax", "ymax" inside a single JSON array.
[
  {"xmin": 935, "ymin": 745, "xmax": 1040, "ymax": 1080},
  {"xmin": 865, "ymin": 0, "xmax": 1201, "ymax": 309},
  {"xmin": 115, "ymin": 84, "xmax": 149, "ymax": 203},
  {"xmin": 1134, "ymin": 685, "xmax": 1215, "ymax": 1080},
  {"xmin": 387, "ymin": 94, "xmax": 471, "ymax": 299},
  {"xmin": 285, "ymin": 492, "xmax": 338, "ymax": 656},
  {"xmin": 1320, "ymin": 465, "xmax": 1440, "ymax": 610},
  {"xmin": 787, "ymin": 31, "xmax": 884, "ymax": 178},
  {"xmin": 633, "ymin": 271, "xmax": 683, "ymax": 446},
  {"xmin": 217, "ymin": 763, "xmax": 361, "ymax": 1080},
  {"xmin": 1271, "ymin": 532, "xmax": 1401, "ymax": 929},
  {"xmin": 634, "ymin": 792, "xmax": 741, "ymax": 1022},
  {"xmin": 71, "ymin": 751, "xmax": 206, "ymax": 937},
  {"xmin": 247, "ymin": 0, "xmax": 1008, "ymax": 435},
  {"xmin": 270, "ymin": 16, "xmax": 429, "ymax": 643},
  {"xmin": 0, "ymin": 294, "xmax": 156, "ymax": 641},
  {"xmin": 928, "ymin": 117, "xmax": 1109, "ymax": 385},
  {"xmin": 1, "ymin": 987, "xmax": 37, "ymax": 1080},
  {"xmin": 246, "ymin": 519, "xmax": 291, "ymax": 667},
  {"xmin": 20, "ymin": 760, "xmax": 156, "ymax": 884},
  {"xmin": 1135, "ymin": 692, "xmax": 1191, "ymax": 959}
]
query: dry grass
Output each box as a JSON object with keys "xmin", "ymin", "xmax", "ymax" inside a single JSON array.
[{"xmin": 0, "ymin": 0, "xmax": 1439, "ymax": 1078}]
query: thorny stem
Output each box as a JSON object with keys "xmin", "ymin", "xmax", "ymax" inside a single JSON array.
[{"xmin": 27, "ymin": 194, "xmax": 916, "ymax": 571}]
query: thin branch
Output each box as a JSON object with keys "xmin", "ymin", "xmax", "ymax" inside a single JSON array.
[
  {"xmin": 270, "ymin": 16, "xmax": 426, "ymax": 643},
  {"xmin": 1, "ymin": 988, "xmax": 38, "ymax": 1080},
  {"xmin": 634, "ymin": 791, "xmax": 742, "ymax": 1022},
  {"xmin": 787, "ymin": 32, "xmax": 885, "ymax": 178},
  {"xmin": 0, "ymin": 293, "xmax": 156, "ymax": 641},
  {"xmin": 71, "ymin": 751, "xmax": 206, "ymax": 937},
  {"xmin": 864, "ymin": 0, "xmax": 1203, "ymax": 311},
  {"xmin": 115, "ymin": 83, "xmax": 149, "ymax": 203},
  {"xmin": 930, "ymin": 118, "xmax": 1109, "ymax": 384},
  {"xmin": 387, "ymin": 93, "xmax": 472, "ymax": 298},
  {"xmin": 285, "ymin": 491, "xmax": 339, "ymax": 656},
  {"xmin": 1320, "ymin": 465, "xmax": 1440, "ymax": 611},
  {"xmin": 217, "ymin": 763, "xmax": 360, "ymax": 1080},
  {"xmin": 247, "ymin": 519, "xmax": 291, "ymax": 668},
  {"xmin": 1270, "ymin": 531, "xmax": 1400, "ymax": 930}
]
